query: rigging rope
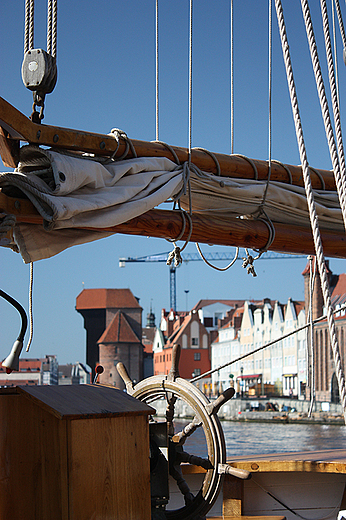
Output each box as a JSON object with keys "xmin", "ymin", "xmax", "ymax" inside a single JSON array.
[
  {"xmin": 24, "ymin": 0, "xmax": 34, "ymax": 54},
  {"xmin": 155, "ymin": 0, "xmax": 159, "ymax": 141},
  {"xmin": 307, "ymin": 255, "xmax": 316, "ymax": 418},
  {"xmin": 230, "ymin": 0, "xmax": 234, "ymax": 154},
  {"xmin": 275, "ymin": 0, "xmax": 346, "ymax": 423},
  {"xmin": 317, "ymin": 0, "xmax": 346, "ymax": 228}
]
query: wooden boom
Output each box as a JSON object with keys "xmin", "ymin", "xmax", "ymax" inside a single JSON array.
[
  {"xmin": 1, "ymin": 97, "xmax": 345, "ymax": 258},
  {"xmin": 1, "ymin": 192, "xmax": 346, "ymax": 258}
]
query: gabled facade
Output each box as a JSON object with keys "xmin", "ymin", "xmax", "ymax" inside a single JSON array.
[
  {"xmin": 154, "ymin": 309, "xmax": 210, "ymax": 379},
  {"xmin": 211, "ymin": 305, "xmax": 244, "ymax": 395}
]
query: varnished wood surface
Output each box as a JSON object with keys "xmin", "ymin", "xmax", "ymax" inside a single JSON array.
[
  {"xmin": 0, "ymin": 96, "xmax": 336, "ymax": 189},
  {"xmin": 182, "ymin": 450, "xmax": 346, "ymax": 476},
  {"xmin": 4, "ymin": 384, "xmax": 154, "ymax": 420},
  {"xmin": 1, "ymin": 190, "xmax": 346, "ymax": 258},
  {"xmin": 69, "ymin": 414, "xmax": 151, "ymax": 520}
]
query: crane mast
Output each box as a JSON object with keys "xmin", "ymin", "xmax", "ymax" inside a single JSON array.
[{"xmin": 119, "ymin": 250, "xmax": 306, "ymax": 311}]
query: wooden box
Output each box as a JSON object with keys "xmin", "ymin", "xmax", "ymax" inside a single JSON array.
[{"xmin": 0, "ymin": 384, "xmax": 154, "ymax": 520}]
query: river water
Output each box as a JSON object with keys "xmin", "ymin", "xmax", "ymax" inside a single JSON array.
[{"xmin": 174, "ymin": 420, "xmax": 346, "ymax": 459}]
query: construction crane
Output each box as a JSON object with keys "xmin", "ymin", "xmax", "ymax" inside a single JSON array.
[{"xmin": 119, "ymin": 249, "xmax": 307, "ymax": 311}]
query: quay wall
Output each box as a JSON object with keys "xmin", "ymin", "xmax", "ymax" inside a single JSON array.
[{"xmin": 153, "ymin": 395, "xmax": 344, "ymax": 423}]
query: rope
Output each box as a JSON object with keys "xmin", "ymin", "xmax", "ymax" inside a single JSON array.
[
  {"xmin": 303, "ymin": 0, "xmax": 346, "ymax": 230},
  {"xmin": 319, "ymin": 0, "xmax": 346, "ymax": 216},
  {"xmin": 47, "ymin": 0, "xmax": 58, "ymax": 58},
  {"xmin": 24, "ymin": 0, "xmax": 34, "ymax": 54},
  {"xmin": 230, "ymin": 0, "xmax": 234, "ymax": 154},
  {"xmin": 0, "ymin": 213, "xmax": 16, "ymax": 237},
  {"xmin": 108, "ymin": 128, "xmax": 137, "ymax": 160},
  {"xmin": 331, "ymin": 0, "xmax": 341, "ymax": 110},
  {"xmin": 151, "ymin": 141, "xmax": 180, "ymax": 164},
  {"xmin": 26, "ymin": 262, "xmax": 34, "ymax": 352},
  {"xmin": 196, "ymin": 243, "xmax": 239, "ymax": 271},
  {"xmin": 192, "ymin": 147, "xmax": 221, "ymax": 176},
  {"xmin": 155, "ymin": 0, "xmax": 159, "ymax": 141},
  {"xmin": 166, "ymin": 211, "xmax": 193, "ymax": 267},
  {"xmin": 275, "ymin": 0, "xmax": 346, "ymax": 423},
  {"xmin": 334, "ymin": 0, "xmax": 346, "ymax": 57},
  {"xmin": 307, "ymin": 255, "xmax": 316, "ymax": 418},
  {"xmin": 253, "ymin": 478, "xmax": 341, "ymax": 520}
]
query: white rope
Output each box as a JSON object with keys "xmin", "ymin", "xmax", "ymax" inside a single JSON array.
[
  {"xmin": 318, "ymin": 0, "xmax": 346, "ymax": 227},
  {"xmin": 230, "ymin": 0, "xmax": 234, "ymax": 154},
  {"xmin": 155, "ymin": 0, "xmax": 159, "ymax": 141},
  {"xmin": 24, "ymin": 0, "xmax": 34, "ymax": 54},
  {"xmin": 275, "ymin": 0, "xmax": 346, "ymax": 423},
  {"xmin": 47, "ymin": 0, "xmax": 58, "ymax": 58},
  {"xmin": 307, "ymin": 255, "xmax": 316, "ymax": 418},
  {"xmin": 333, "ymin": 0, "xmax": 346, "ymax": 52},
  {"xmin": 331, "ymin": 0, "xmax": 341, "ymax": 110}
]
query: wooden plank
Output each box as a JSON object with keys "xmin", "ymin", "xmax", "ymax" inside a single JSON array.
[
  {"xmin": 69, "ymin": 414, "xmax": 151, "ymax": 520},
  {"xmin": 14, "ymin": 384, "xmax": 154, "ymax": 420},
  {"xmin": 223, "ymin": 475, "xmax": 244, "ymax": 517},
  {"xmin": 0, "ymin": 392, "xmax": 64, "ymax": 520},
  {"xmin": 0, "ymin": 96, "xmax": 336, "ymax": 189}
]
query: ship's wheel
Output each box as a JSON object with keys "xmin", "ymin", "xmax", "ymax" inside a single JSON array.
[{"xmin": 117, "ymin": 343, "xmax": 250, "ymax": 520}]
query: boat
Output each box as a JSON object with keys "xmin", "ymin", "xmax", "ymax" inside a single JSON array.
[{"xmin": 1, "ymin": 1, "xmax": 346, "ymax": 519}]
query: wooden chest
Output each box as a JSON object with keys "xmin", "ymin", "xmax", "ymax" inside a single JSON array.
[{"xmin": 0, "ymin": 384, "xmax": 154, "ymax": 520}]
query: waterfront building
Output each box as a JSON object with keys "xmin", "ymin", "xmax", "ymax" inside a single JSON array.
[
  {"xmin": 210, "ymin": 305, "xmax": 244, "ymax": 395},
  {"xmin": 211, "ymin": 298, "xmax": 305, "ymax": 398},
  {"xmin": 303, "ymin": 260, "xmax": 346, "ymax": 403},
  {"xmin": 0, "ymin": 355, "xmax": 59, "ymax": 387}
]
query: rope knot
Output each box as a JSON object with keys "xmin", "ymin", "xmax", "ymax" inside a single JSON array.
[
  {"xmin": 242, "ymin": 253, "xmax": 257, "ymax": 277},
  {"xmin": 167, "ymin": 244, "xmax": 182, "ymax": 267},
  {"xmin": 0, "ymin": 213, "xmax": 16, "ymax": 238}
]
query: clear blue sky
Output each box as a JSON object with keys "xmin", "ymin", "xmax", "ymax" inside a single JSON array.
[{"xmin": 1, "ymin": 1, "xmax": 346, "ymax": 365}]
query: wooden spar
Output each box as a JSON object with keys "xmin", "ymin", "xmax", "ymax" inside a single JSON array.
[
  {"xmin": 2, "ymin": 192, "xmax": 346, "ymax": 258},
  {"xmin": 0, "ymin": 97, "xmax": 336, "ymax": 190}
]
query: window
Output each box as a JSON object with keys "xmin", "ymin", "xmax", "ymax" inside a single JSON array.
[
  {"xmin": 193, "ymin": 368, "xmax": 201, "ymax": 376},
  {"xmin": 192, "ymin": 338, "xmax": 199, "ymax": 346},
  {"xmin": 194, "ymin": 352, "xmax": 201, "ymax": 361},
  {"xmin": 204, "ymin": 317, "xmax": 213, "ymax": 327}
]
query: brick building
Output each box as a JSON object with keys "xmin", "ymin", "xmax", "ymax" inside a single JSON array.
[
  {"xmin": 303, "ymin": 260, "xmax": 346, "ymax": 402},
  {"xmin": 154, "ymin": 309, "xmax": 210, "ymax": 379},
  {"xmin": 76, "ymin": 288, "xmax": 143, "ymax": 387}
]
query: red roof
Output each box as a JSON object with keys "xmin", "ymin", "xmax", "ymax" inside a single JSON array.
[
  {"xmin": 192, "ymin": 299, "xmax": 245, "ymax": 311},
  {"xmin": 332, "ymin": 273, "xmax": 346, "ymax": 301},
  {"xmin": 76, "ymin": 289, "xmax": 142, "ymax": 311},
  {"xmin": 98, "ymin": 311, "xmax": 140, "ymax": 344}
]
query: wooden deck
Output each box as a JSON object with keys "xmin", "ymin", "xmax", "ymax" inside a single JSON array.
[{"xmin": 182, "ymin": 450, "xmax": 346, "ymax": 520}]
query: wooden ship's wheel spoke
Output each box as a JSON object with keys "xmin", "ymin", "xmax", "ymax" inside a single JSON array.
[{"xmin": 117, "ymin": 343, "xmax": 248, "ymax": 520}]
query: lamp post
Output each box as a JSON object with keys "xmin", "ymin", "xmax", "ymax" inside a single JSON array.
[{"xmin": 240, "ymin": 365, "xmax": 244, "ymax": 398}]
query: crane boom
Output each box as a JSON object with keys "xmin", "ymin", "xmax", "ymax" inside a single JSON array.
[{"xmin": 119, "ymin": 250, "xmax": 307, "ymax": 311}]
